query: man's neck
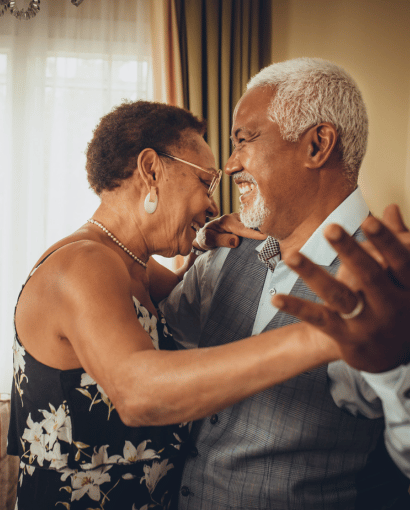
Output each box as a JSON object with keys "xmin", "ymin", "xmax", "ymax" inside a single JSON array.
[
  {"xmin": 278, "ymin": 224, "xmax": 317, "ymax": 259},
  {"xmin": 277, "ymin": 189, "xmax": 356, "ymax": 259}
]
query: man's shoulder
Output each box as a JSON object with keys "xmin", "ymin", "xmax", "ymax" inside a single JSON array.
[
  {"xmin": 191, "ymin": 237, "xmax": 263, "ymax": 282},
  {"xmin": 205, "ymin": 238, "xmax": 263, "ymax": 266},
  {"xmin": 188, "ymin": 246, "xmax": 231, "ymax": 283},
  {"xmin": 226, "ymin": 237, "xmax": 265, "ymax": 263},
  {"xmin": 238, "ymin": 236, "xmax": 265, "ymax": 248}
]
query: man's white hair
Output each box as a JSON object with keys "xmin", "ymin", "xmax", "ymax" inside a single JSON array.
[{"xmin": 247, "ymin": 58, "xmax": 368, "ymax": 184}]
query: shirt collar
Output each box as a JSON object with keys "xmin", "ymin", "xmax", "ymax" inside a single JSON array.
[{"xmin": 255, "ymin": 187, "xmax": 369, "ymax": 267}]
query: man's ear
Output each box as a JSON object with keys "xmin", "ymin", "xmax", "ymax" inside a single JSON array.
[
  {"xmin": 136, "ymin": 148, "xmax": 161, "ymax": 189},
  {"xmin": 305, "ymin": 123, "xmax": 338, "ymax": 169}
]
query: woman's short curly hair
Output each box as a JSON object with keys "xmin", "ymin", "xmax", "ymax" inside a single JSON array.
[{"xmin": 86, "ymin": 100, "xmax": 207, "ymax": 195}]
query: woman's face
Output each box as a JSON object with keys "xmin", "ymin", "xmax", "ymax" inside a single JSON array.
[{"xmin": 156, "ymin": 133, "xmax": 219, "ymax": 257}]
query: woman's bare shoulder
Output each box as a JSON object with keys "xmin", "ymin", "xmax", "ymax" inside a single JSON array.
[{"xmin": 28, "ymin": 237, "xmax": 132, "ymax": 304}]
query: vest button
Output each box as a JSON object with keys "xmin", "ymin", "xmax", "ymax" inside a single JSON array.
[
  {"xmin": 190, "ymin": 446, "xmax": 198, "ymax": 457},
  {"xmin": 210, "ymin": 414, "xmax": 218, "ymax": 424},
  {"xmin": 269, "ymin": 288, "xmax": 276, "ymax": 295},
  {"xmin": 180, "ymin": 486, "xmax": 190, "ymax": 497},
  {"xmin": 404, "ymin": 388, "xmax": 410, "ymax": 399}
]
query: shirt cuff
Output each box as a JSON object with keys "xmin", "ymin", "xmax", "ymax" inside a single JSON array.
[{"xmin": 361, "ymin": 364, "xmax": 410, "ymax": 421}]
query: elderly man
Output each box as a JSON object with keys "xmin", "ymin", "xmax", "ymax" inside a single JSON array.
[{"xmin": 160, "ymin": 58, "xmax": 410, "ymax": 509}]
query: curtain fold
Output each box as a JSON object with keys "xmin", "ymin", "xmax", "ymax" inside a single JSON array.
[
  {"xmin": 175, "ymin": 0, "xmax": 272, "ymax": 215},
  {"xmin": 151, "ymin": 0, "xmax": 184, "ymax": 106}
]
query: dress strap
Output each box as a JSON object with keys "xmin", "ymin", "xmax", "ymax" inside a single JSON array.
[{"xmin": 26, "ymin": 248, "xmax": 61, "ymax": 282}]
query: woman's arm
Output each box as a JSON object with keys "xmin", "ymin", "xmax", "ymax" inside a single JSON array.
[{"xmin": 59, "ymin": 242, "xmax": 338, "ymax": 428}]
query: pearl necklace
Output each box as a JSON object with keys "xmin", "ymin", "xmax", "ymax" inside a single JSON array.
[{"xmin": 87, "ymin": 219, "xmax": 147, "ymax": 269}]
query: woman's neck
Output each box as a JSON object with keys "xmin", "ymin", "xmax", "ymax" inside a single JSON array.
[{"xmin": 91, "ymin": 201, "xmax": 150, "ymax": 266}]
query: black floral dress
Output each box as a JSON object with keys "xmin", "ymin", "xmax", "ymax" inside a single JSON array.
[{"xmin": 8, "ymin": 257, "xmax": 190, "ymax": 510}]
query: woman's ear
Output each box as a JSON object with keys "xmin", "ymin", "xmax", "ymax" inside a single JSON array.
[
  {"xmin": 305, "ymin": 123, "xmax": 338, "ymax": 169},
  {"xmin": 136, "ymin": 148, "xmax": 162, "ymax": 189}
]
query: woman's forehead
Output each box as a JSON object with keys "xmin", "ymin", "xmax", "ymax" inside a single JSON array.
[{"xmin": 182, "ymin": 134, "xmax": 217, "ymax": 170}]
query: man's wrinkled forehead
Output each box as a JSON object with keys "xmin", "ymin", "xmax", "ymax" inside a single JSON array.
[{"xmin": 231, "ymin": 86, "xmax": 275, "ymax": 136}]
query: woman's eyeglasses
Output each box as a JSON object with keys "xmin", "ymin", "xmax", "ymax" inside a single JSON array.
[{"xmin": 157, "ymin": 151, "xmax": 222, "ymax": 197}]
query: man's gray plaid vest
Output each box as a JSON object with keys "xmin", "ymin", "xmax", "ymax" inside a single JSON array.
[{"xmin": 178, "ymin": 237, "xmax": 410, "ymax": 510}]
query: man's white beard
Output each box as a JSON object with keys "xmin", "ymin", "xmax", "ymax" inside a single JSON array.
[{"xmin": 239, "ymin": 180, "xmax": 270, "ymax": 230}]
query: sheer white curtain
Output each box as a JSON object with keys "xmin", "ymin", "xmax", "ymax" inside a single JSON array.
[{"xmin": 0, "ymin": 0, "xmax": 156, "ymax": 394}]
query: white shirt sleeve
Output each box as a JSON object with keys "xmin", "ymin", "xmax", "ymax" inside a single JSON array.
[
  {"xmin": 329, "ymin": 361, "xmax": 410, "ymax": 479},
  {"xmin": 361, "ymin": 364, "xmax": 410, "ymax": 478}
]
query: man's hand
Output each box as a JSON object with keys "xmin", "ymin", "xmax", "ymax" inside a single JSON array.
[
  {"xmin": 193, "ymin": 213, "xmax": 267, "ymax": 251},
  {"xmin": 271, "ymin": 204, "xmax": 410, "ymax": 373}
]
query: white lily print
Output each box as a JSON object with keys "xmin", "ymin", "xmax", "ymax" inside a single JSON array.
[
  {"xmin": 119, "ymin": 440, "xmax": 160, "ymax": 464},
  {"xmin": 81, "ymin": 445, "xmax": 121, "ymax": 470},
  {"xmin": 13, "ymin": 337, "xmax": 26, "ymax": 375},
  {"xmin": 71, "ymin": 468, "xmax": 111, "ymax": 502},
  {"xmin": 140, "ymin": 459, "xmax": 174, "ymax": 494},
  {"xmin": 19, "ymin": 460, "xmax": 35, "ymax": 476},
  {"xmin": 58, "ymin": 465, "xmax": 77, "ymax": 482},
  {"xmin": 77, "ymin": 373, "xmax": 115, "ymax": 419},
  {"xmin": 21, "ymin": 413, "xmax": 48, "ymax": 466},
  {"xmin": 13, "ymin": 337, "xmax": 28, "ymax": 405},
  {"xmin": 40, "ymin": 403, "xmax": 72, "ymax": 448},
  {"xmin": 79, "ymin": 373, "xmax": 107, "ymax": 398},
  {"xmin": 171, "ymin": 432, "xmax": 183, "ymax": 450},
  {"xmin": 45, "ymin": 441, "xmax": 70, "ymax": 471},
  {"xmin": 18, "ymin": 461, "xmax": 35, "ymax": 487},
  {"xmin": 133, "ymin": 297, "xmax": 159, "ymax": 349}
]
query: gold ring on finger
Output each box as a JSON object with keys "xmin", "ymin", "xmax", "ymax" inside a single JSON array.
[{"xmin": 339, "ymin": 293, "xmax": 365, "ymax": 320}]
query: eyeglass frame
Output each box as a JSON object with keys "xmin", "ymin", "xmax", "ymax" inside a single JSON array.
[{"xmin": 157, "ymin": 151, "xmax": 222, "ymax": 197}]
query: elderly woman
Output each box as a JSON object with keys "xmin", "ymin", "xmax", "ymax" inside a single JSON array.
[{"xmin": 8, "ymin": 101, "xmax": 337, "ymax": 510}]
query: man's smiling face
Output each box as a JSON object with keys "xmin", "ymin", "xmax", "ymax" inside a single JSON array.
[{"xmin": 226, "ymin": 85, "xmax": 316, "ymax": 240}]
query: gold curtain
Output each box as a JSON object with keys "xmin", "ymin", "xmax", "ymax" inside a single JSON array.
[
  {"xmin": 151, "ymin": 0, "xmax": 184, "ymax": 106},
  {"xmin": 175, "ymin": 0, "xmax": 272, "ymax": 214}
]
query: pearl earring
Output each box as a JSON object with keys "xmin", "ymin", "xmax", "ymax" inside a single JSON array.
[{"xmin": 144, "ymin": 186, "xmax": 158, "ymax": 214}]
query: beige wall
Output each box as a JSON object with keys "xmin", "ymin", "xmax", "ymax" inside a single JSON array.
[{"xmin": 271, "ymin": 0, "xmax": 410, "ymax": 223}]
